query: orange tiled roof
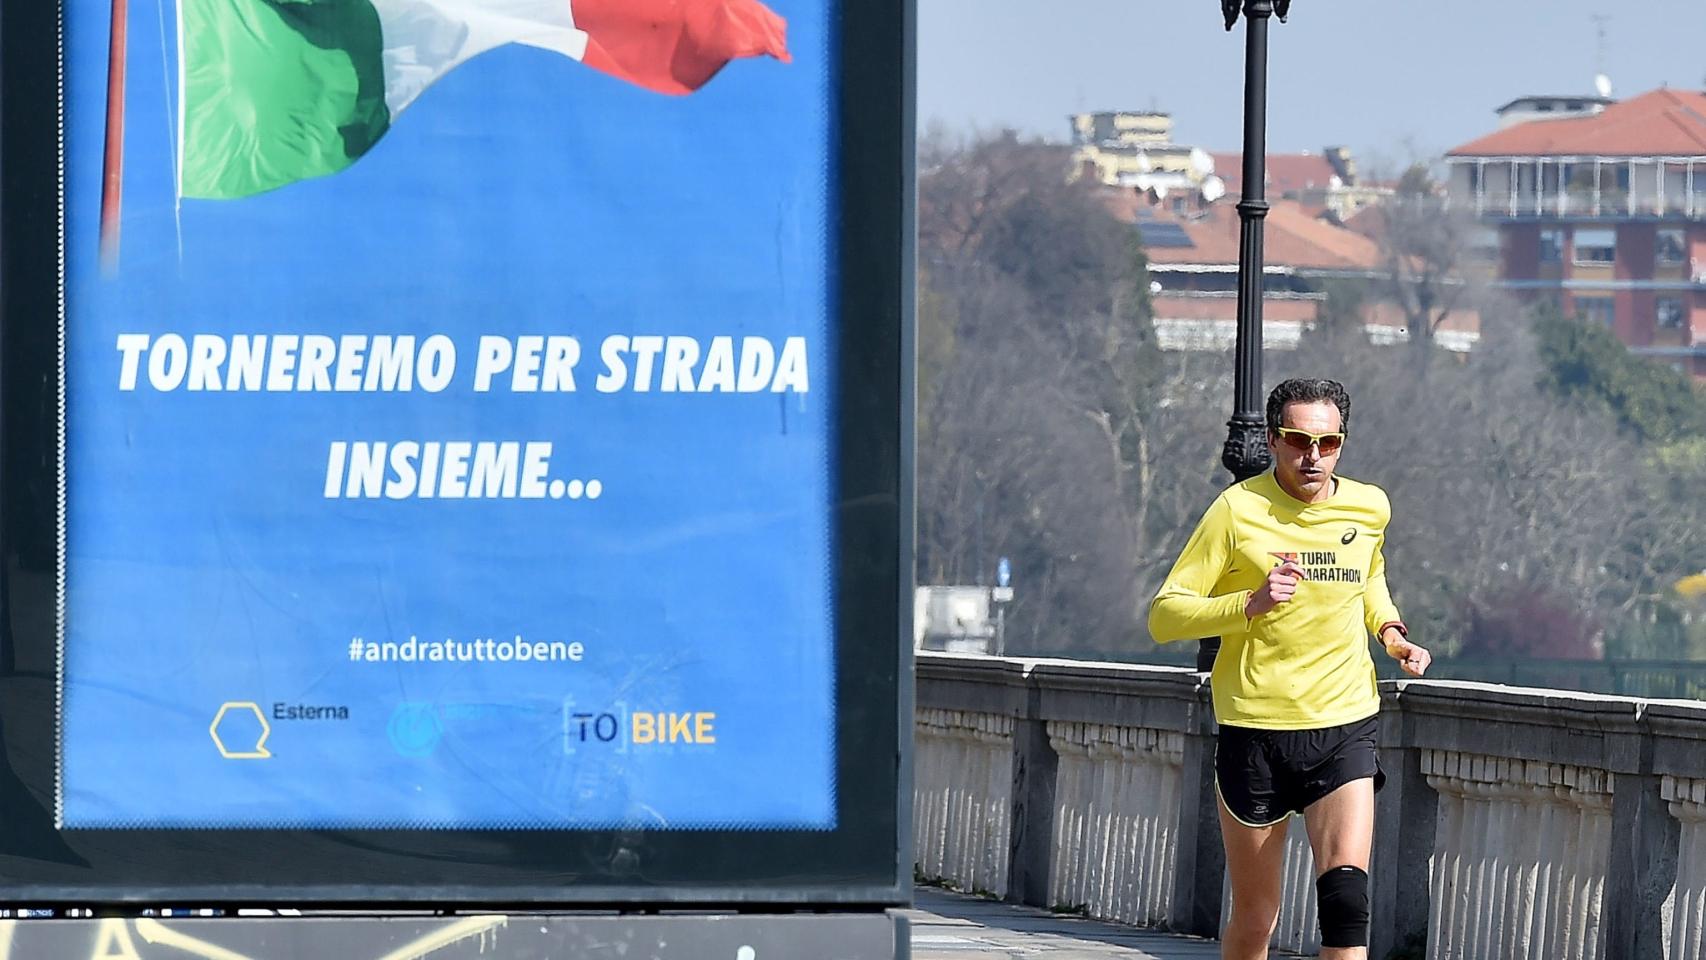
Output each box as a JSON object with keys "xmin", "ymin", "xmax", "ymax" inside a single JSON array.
[
  {"xmin": 1153, "ymin": 295, "xmax": 1481, "ymax": 339},
  {"xmin": 1359, "ymin": 299, "xmax": 1480, "ymax": 334},
  {"xmin": 1099, "ymin": 189, "xmax": 1149, "ymax": 224},
  {"xmin": 1151, "ymin": 295, "xmax": 1317, "ymax": 323},
  {"xmin": 1211, "ymin": 152, "xmax": 1340, "ymax": 196},
  {"xmin": 1339, "ymin": 204, "xmax": 1388, "ymax": 244},
  {"xmin": 1449, "ymin": 88, "xmax": 1706, "ymax": 157},
  {"xmin": 1113, "ymin": 195, "xmax": 1385, "ymax": 272}
]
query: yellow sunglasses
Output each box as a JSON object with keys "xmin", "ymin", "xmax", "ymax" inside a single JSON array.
[{"xmin": 1273, "ymin": 427, "xmax": 1345, "ymax": 455}]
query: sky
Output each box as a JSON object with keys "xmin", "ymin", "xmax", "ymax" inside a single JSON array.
[{"xmin": 918, "ymin": 0, "xmax": 1705, "ymax": 173}]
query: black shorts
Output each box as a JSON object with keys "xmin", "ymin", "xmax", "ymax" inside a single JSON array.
[{"xmin": 1214, "ymin": 715, "xmax": 1385, "ymax": 828}]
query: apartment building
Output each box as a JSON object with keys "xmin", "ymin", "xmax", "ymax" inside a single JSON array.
[{"xmin": 1445, "ymin": 88, "xmax": 1706, "ymax": 375}]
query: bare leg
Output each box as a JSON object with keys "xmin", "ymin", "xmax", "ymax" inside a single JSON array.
[
  {"xmin": 1218, "ymin": 795, "xmax": 1287, "ymax": 960},
  {"xmin": 1302, "ymin": 778, "xmax": 1375, "ymax": 960}
]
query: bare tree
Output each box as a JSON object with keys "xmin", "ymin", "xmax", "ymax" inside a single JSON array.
[
  {"xmin": 1378, "ymin": 188, "xmax": 1484, "ymax": 365},
  {"xmin": 1274, "ymin": 308, "xmax": 1706, "ymax": 660},
  {"xmin": 916, "ymin": 131, "xmax": 1224, "ymax": 658},
  {"xmin": 916, "ymin": 131, "xmax": 1706, "ymax": 666}
]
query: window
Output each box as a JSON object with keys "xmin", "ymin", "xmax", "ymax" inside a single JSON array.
[
  {"xmin": 1468, "ymin": 165, "xmax": 1481, "ymax": 193},
  {"xmin": 1657, "ymin": 228, "xmax": 1687, "ymax": 265},
  {"xmin": 1657, "ymin": 298, "xmax": 1685, "ymax": 330},
  {"xmin": 1574, "ymin": 228, "xmax": 1616, "ymax": 264},
  {"xmin": 1539, "ymin": 229, "xmax": 1565, "ymax": 264},
  {"xmin": 1469, "ymin": 226, "xmax": 1502, "ymax": 262},
  {"xmin": 1577, "ymin": 297, "xmax": 1616, "ymax": 327}
]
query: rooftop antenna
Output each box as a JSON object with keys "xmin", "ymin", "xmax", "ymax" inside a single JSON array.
[{"xmin": 1592, "ymin": 14, "xmax": 1613, "ymax": 98}]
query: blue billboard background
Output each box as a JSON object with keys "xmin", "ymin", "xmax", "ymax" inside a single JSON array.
[{"xmin": 61, "ymin": 0, "xmax": 837, "ymax": 829}]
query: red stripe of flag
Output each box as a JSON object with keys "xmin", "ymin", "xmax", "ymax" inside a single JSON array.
[{"xmin": 574, "ymin": 0, "xmax": 792, "ymax": 95}]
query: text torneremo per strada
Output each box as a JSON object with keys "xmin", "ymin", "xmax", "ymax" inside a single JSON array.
[{"xmin": 114, "ymin": 333, "xmax": 810, "ymax": 393}]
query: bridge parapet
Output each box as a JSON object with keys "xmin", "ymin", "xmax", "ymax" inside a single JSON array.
[{"xmin": 914, "ymin": 652, "xmax": 1706, "ymax": 960}]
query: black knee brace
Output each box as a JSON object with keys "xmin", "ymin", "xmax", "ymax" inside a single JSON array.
[{"xmin": 1316, "ymin": 865, "xmax": 1370, "ymax": 948}]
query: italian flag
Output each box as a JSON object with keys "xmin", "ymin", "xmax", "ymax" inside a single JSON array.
[{"xmin": 177, "ymin": 0, "xmax": 791, "ymax": 199}]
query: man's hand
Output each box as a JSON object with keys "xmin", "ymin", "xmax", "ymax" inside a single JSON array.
[
  {"xmin": 1245, "ymin": 561, "xmax": 1306, "ymax": 618},
  {"xmin": 1382, "ymin": 628, "xmax": 1431, "ymax": 677}
]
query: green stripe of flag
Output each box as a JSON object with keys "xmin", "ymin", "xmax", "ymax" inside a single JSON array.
[{"xmin": 181, "ymin": 0, "xmax": 391, "ymax": 199}]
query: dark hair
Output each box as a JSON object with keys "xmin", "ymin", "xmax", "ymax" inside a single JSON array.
[{"xmin": 1265, "ymin": 378, "xmax": 1351, "ymax": 435}]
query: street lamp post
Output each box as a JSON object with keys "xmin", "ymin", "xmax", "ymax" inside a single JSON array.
[{"xmin": 1198, "ymin": 0, "xmax": 1288, "ymax": 672}]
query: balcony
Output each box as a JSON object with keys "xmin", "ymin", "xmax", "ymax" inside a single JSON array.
[
  {"xmin": 1466, "ymin": 190, "xmax": 1706, "ymax": 220},
  {"xmin": 1449, "ymin": 156, "xmax": 1706, "ymax": 221}
]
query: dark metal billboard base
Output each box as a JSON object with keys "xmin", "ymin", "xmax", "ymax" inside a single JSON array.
[{"xmin": 0, "ymin": 910, "xmax": 910, "ymax": 960}]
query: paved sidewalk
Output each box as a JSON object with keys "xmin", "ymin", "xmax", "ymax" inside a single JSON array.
[{"xmin": 906, "ymin": 889, "xmax": 1224, "ymax": 960}]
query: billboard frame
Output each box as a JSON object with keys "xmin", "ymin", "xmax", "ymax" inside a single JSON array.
[{"xmin": 0, "ymin": 0, "xmax": 915, "ymax": 908}]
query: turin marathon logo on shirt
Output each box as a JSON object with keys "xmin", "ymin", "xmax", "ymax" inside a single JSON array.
[{"xmin": 1269, "ymin": 550, "xmax": 1365, "ymax": 584}]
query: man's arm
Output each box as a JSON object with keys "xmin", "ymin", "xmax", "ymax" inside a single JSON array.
[
  {"xmin": 1362, "ymin": 529, "xmax": 1405, "ymax": 641},
  {"xmin": 1364, "ymin": 527, "xmax": 1431, "ymax": 676},
  {"xmin": 1147, "ymin": 497, "xmax": 1251, "ymax": 643}
]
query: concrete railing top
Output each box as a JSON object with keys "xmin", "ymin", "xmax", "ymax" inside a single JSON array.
[
  {"xmin": 917, "ymin": 651, "xmax": 1706, "ymax": 781},
  {"xmin": 918, "ymin": 652, "xmax": 1209, "ymax": 733}
]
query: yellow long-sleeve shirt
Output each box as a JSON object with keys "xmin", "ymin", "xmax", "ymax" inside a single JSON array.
[{"xmin": 1147, "ymin": 470, "xmax": 1404, "ymax": 729}]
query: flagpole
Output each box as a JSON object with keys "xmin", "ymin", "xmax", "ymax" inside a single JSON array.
[{"xmin": 100, "ymin": 0, "xmax": 129, "ymax": 271}]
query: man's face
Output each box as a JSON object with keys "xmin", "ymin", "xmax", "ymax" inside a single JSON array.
[{"xmin": 1269, "ymin": 400, "xmax": 1344, "ymax": 502}]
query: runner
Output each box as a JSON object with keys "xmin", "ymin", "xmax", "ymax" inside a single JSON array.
[{"xmin": 1148, "ymin": 377, "xmax": 1431, "ymax": 960}]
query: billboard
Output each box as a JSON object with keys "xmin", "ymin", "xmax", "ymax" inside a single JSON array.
[{"xmin": 0, "ymin": 0, "xmax": 910, "ymax": 901}]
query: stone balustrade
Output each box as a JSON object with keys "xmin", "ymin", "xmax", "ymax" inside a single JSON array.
[
  {"xmin": 1045, "ymin": 719, "xmax": 1182, "ymax": 927},
  {"xmin": 913, "ymin": 706, "xmax": 1013, "ymax": 895},
  {"xmin": 914, "ymin": 652, "xmax": 1706, "ymax": 960},
  {"xmin": 1663, "ymin": 776, "xmax": 1706, "ymax": 960},
  {"xmin": 1421, "ymin": 751, "xmax": 1613, "ymax": 958}
]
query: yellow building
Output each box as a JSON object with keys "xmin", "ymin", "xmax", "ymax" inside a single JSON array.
[
  {"xmin": 1069, "ymin": 112, "xmax": 1384, "ymax": 219},
  {"xmin": 1069, "ymin": 111, "xmax": 1214, "ymax": 198}
]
